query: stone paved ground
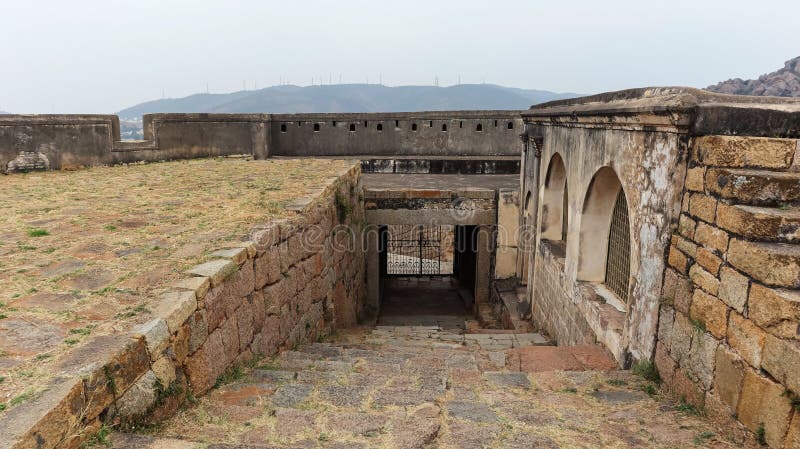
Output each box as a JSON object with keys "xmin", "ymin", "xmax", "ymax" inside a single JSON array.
[
  {"xmin": 0, "ymin": 157, "xmax": 349, "ymax": 413},
  {"xmin": 110, "ymin": 326, "xmax": 756, "ymax": 449}
]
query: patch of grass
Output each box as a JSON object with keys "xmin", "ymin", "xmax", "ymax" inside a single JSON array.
[
  {"xmin": 9, "ymin": 389, "xmax": 36, "ymax": 407},
  {"xmin": 154, "ymin": 379, "xmax": 183, "ymax": 408},
  {"xmin": 691, "ymin": 318, "xmax": 706, "ymax": 333},
  {"xmin": 81, "ymin": 424, "xmax": 112, "ymax": 448},
  {"xmin": 675, "ymin": 398, "xmax": 703, "ymax": 416},
  {"xmin": 257, "ymin": 362, "xmax": 280, "ymax": 371},
  {"xmin": 756, "ymin": 424, "xmax": 766, "ymax": 446},
  {"xmin": 560, "ymin": 387, "xmax": 578, "ymax": 394},
  {"xmin": 26, "ymin": 228, "xmax": 49, "ymax": 237},
  {"xmin": 70, "ymin": 325, "xmax": 96, "ymax": 336},
  {"xmin": 606, "ymin": 379, "xmax": 627, "ymax": 387},
  {"xmin": 34, "ymin": 353, "xmax": 52, "ymax": 361},
  {"xmin": 694, "ymin": 431, "xmax": 715, "ymax": 445},
  {"xmin": 0, "ymin": 403, "xmax": 6, "ymax": 412},
  {"xmin": 64, "ymin": 338, "xmax": 80, "ymax": 345},
  {"xmin": 632, "ymin": 360, "xmax": 661, "ymax": 384},
  {"xmin": 639, "ymin": 383, "xmax": 657, "ymax": 397},
  {"xmin": 214, "ymin": 364, "xmax": 246, "ymax": 388},
  {"xmin": 103, "ymin": 224, "xmax": 117, "ymax": 231},
  {"xmin": 115, "ymin": 304, "xmax": 146, "ymax": 319},
  {"xmin": 334, "ymin": 190, "xmax": 353, "ymax": 222},
  {"xmin": 0, "ymin": 314, "xmax": 7, "ymax": 320}
]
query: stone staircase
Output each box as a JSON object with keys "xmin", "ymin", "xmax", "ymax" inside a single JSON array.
[{"xmin": 106, "ymin": 325, "xmax": 750, "ymax": 449}]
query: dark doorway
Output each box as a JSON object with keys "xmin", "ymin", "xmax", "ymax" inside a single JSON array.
[{"xmin": 377, "ymin": 224, "xmax": 470, "ymax": 329}]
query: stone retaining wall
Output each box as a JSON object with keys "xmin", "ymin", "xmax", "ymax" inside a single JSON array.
[
  {"xmin": 0, "ymin": 164, "xmax": 366, "ymax": 449},
  {"xmin": 655, "ymin": 136, "xmax": 800, "ymax": 449}
]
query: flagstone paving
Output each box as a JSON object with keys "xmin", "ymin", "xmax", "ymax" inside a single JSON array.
[{"xmin": 110, "ymin": 325, "xmax": 757, "ymax": 449}]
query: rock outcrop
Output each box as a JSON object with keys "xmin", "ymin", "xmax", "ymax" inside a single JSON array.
[{"xmin": 707, "ymin": 57, "xmax": 800, "ymax": 97}]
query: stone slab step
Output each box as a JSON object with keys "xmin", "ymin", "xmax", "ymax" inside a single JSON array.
[
  {"xmin": 716, "ymin": 203, "xmax": 800, "ymax": 242},
  {"xmin": 706, "ymin": 168, "xmax": 800, "ymax": 206},
  {"xmin": 507, "ymin": 345, "xmax": 618, "ymax": 372}
]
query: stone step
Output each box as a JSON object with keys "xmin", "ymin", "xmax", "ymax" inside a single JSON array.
[
  {"xmin": 716, "ymin": 203, "xmax": 800, "ymax": 242},
  {"xmin": 705, "ymin": 168, "xmax": 800, "ymax": 206}
]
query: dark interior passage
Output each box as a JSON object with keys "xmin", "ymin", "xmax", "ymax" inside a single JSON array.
[{"xmin": 377, "ymin": 277, "xmax": 469, "ymax": 330}]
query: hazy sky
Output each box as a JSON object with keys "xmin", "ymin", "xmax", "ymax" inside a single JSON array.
[{"xmin": 2, "ymin": 0, "xmax": 798, "ymax": 113}]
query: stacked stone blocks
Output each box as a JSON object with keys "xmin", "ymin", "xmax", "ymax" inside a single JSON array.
[
  {"xmin": 2, "ymin": 164, "xmax": 366, "ymax": 449},
  {"xmin": 657, "ymin": 136, "xmax": 800, "ymax": 449}
]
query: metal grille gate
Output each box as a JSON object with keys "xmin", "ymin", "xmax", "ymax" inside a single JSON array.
[
  {"xmin": 386, "ymin": 225, "xmax": 450, "ymax": 275},
  {"xmin": 605, "ymin": 190, "xmax": 631, "ymax": 303}
]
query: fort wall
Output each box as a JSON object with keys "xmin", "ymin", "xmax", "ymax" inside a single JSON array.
[
  {"xmin": 655, "ymin": 136, "xmax": 800, "ymax": 448},
  {"xmin": 1, "ymin": 111, "xmax": 523, "ymax": 173}
]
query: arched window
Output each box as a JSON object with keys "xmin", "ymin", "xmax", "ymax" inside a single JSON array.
[
  {"xmin": 377, "ymin": 123, "xmax": 383, "ymax": 132},
  {"xmin": 606, "ymin": 190, "xmax": 631, "ymax": 302},
  {"xmin": 349, "ymin": 124, "xmax": 356, "ymax": 132},
  {"xmin": 280, "ymin": 124, "xmax": 287, "ymax": 133},
  {"xmin": 313, "ymin": 123, "xmax": 320, "ymax": 132},
  {"xmin": 441, "ymin": 124, "xmax": 448, "ymax": 132},
  {"xmin": 577, "ymin": 167, "xmax": 631, "ymax": 304},
  {"xmin": 541, "ymin": 154, "xmax": 567, "ymax": 242},
  {"xmin": 411, "ymin": 123, "xmax": 418, "ymax": 131},
  {"xmin": 476, "ymin": 123, "xmax": 483, "ymax": 132}
]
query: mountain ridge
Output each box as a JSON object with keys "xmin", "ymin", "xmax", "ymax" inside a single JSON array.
[{"xmin": 117, "ymin": 84, "xmax": 579, "ymax": 120}]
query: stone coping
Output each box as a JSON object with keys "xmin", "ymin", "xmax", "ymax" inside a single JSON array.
[{"xmin": 524, "ymin": 87, "xmax": 800, "ymax": 137}]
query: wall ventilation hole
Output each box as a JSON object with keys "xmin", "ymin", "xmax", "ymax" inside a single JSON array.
[
  {"xmin": 395, "ymin": 120, "xmax": 399, "ymax": 128},
  {"xmin": 412, "ymin": 123, "xmax": 418, "ymax": 131},
  {"xmin": 459, "ymin": 121, "xmax": 463, "ymax": 128},
  {"xmin": 349, "ymin": 124, "xmax": 356, "ymax": 132},
  {"xmin": 377, "ymin": 123, "xmax": 383, "ymax": 132},
  {"xmin": 507, "ymin": 122, "xmax": 514, "ymax": 130},
  {"xmin": 429, "ymin": 120, "xmax": 433, "ymax": 127},
  {"xmin": 494, "ymin": 120, "xmax": 498, "ymax": 127},
  {"xmin": 280, "ymin": 124, "xmax": 287, "ymax": 133},
  {"xmin": 442, "ymin": 124, "xmax": 448, "ymax": 132},
  {"xmin": 314, "ymin": 123, "xmax": 320, "ymax": 132},
  {"xmin": 476, "ymin": 123, "xmax": 483, "ymax": 132}
]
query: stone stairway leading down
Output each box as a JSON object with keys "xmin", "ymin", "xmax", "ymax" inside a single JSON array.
[{"xmin": 108, "ymin": 325, "xmax": 756, "ymax": 449}]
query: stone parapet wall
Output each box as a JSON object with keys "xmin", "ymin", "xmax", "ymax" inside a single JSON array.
[
  {"xmin": 1, "ymin": 112, "xmax": 523, "ymax": 173},
  {"xmin": 655, "ymin": 136, "xmax": 800, "ymax": 449},
  {"xmin": 0, "ymin": 163, "xmax": 366, "ymax": 449}
]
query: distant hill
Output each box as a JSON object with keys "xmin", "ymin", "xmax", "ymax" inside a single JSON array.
[
  {"xmin": 117, "ymin": 84, "xmax": 579, "ymax": 120},
  {"xmin": 707, "ymin": 56, "xmax": 800, "ymax": 97}
]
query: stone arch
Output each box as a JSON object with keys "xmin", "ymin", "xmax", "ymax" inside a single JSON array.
[
  {"xmin": 540, "ymin": 153, "xmax": 568, "ymax": 241},
  {"xmin": 577, "ymin": 166, "xmax": 631, "ymax": 301}
]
